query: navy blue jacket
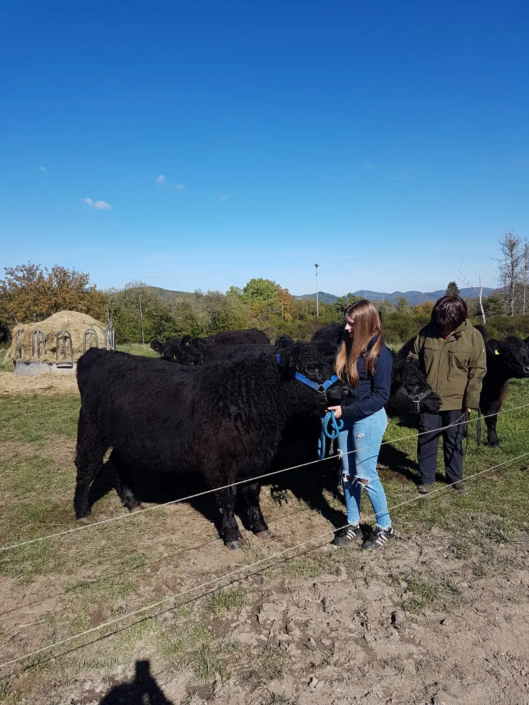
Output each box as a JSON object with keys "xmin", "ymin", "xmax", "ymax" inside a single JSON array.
[{"xmin": 341, "ymin": 337, "xmax": 393, "ymax": 423}]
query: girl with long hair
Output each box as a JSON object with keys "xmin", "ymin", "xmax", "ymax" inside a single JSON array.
[{"xmin": 328, "ymin": 300, "xmax": 394, "ymax": 550}]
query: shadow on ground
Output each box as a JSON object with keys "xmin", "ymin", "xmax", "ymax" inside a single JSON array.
[{"xmin": 100, "ymin": 660, "xmax": 173, "ymax": 704}]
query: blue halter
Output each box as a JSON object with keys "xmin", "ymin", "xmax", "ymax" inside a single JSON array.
[{"xmin": 276, "ymin": 354, "xmax": 340, "ymax": 393}]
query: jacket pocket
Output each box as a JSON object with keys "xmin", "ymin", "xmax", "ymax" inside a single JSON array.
[{"xmin": 448, "ymin": 351, "xmax": 471, "ymax": 377}]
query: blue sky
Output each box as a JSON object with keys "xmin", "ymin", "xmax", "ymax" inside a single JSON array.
[{"xmin": 1, "ymin": 0, "xmax": 528, "ymax": 296}]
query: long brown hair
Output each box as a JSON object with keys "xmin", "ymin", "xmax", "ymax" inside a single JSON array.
[{"xmin": 335, "ymin": 300, "xmax": 383, "ymax": 387}]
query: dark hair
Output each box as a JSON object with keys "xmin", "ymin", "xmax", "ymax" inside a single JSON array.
[{"xmin": 431, "ymin": 295, "xmax": 468, "ymax": 335}]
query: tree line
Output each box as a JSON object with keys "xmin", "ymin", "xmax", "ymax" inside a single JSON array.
[{"xmin": 1, "ymin": 232, "xmax": 528, "ymax": 346}]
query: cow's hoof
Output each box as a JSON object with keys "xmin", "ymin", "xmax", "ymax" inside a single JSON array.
[
  {"xmin": 76, "ymin": 516, "xmax": 92, "ymax": 525},
  {"xmin": 129, "ymin": 503, "xmax": 144, "ymax": 513},
  {"xmin": 255, "ymin": 530, "xmax": 273, "ymax": 539},
  {"xmin": 226, "ymin": 540, "xmax": 240, "ymax": 550}
]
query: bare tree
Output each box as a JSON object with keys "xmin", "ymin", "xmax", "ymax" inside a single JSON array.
[
  {"xmin": 455, "ymin": 268, "xmax": 486, "ymax": 325},
  {"xmin": 497, "ymin": 231, "xmax": 523, "ymax": 316},
  {"xmin": 523, "ymin": 239, "xmax": 529, "ymax": 315}
]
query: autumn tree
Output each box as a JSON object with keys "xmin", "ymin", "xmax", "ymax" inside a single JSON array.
[{"xmin": 0, "ymin": 262, "xmax": 106, "ymax": 329}]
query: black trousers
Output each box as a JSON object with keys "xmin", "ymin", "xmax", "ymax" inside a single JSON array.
[{"xmin": 417, "ymin": 410, "xmax": 465, "ymax": 485}]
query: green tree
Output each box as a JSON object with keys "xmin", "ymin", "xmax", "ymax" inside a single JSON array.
[
  {"xmin": 482, "ymin": 293, "xmax": 505, "ymax": 318},
  {"xmin": 111, "ymin": 283, "xmax": 179, "ymax": 343},
  {"xmin": 445, "ymin": 281, "xmax": 460, "ymax": 296},
  {"xmin": 334, "ymin": 293, "xmax": 364, "ymax": 314}
]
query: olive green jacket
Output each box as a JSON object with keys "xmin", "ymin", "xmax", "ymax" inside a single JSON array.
[{"xmin": 408, "ymin": 319, "xmax": 487, "ymax": 411}]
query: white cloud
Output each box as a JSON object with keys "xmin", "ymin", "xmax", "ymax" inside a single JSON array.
[
  {"xmin": 364, "ymin": 163, "xmax": 375, "ymax": 169},
  {"xmin": 220, "ymin": 194, "xmax": 229, "ymax": 201},
  {"xmin": 176, "ymin": 184, "xmax": 185, "ymax": 190},
  {"xmin": 39, "ymin": 166, "xmax": 46, "ymax": 171},
  {"xmin": 155, "ymin": 175, "xmax": 166, "ymax": 186},
  {"xmin": 83, "ymin": 198, "xmax": 112, "ymax": 210}
]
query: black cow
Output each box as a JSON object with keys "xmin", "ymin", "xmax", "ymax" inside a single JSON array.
[
  {"xmin": 74, "ymin": 343, "xmax": 348, "ymax": 548},
  {"xmin": 475, "ymin": 330, "xmax": 529, "ymax": 446},
  {"xmin": 150, "ymin": 339, "xmax": 204, "ymax": 365}
]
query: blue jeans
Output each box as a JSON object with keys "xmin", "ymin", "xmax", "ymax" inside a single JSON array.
[{"xmin": 337, "ymin": 408, "xmax": 391, "ymax": 529}]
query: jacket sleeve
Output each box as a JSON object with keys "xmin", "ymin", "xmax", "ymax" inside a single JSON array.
[
  {"xmin": 342, "ymin": 347, "xmax": 393, "ymax": 421},
  {"xmin": 464, "ymin": 332, "xmax": 487, "ymax": 409},
  {"xmin": 407, "ymin": 332, "xmax": 423, "ymax": 361}
]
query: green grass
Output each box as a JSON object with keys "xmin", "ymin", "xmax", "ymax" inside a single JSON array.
[
  {"xmin": 206, "ymin": 587, "xmax": 248, "ymax": 616},
  {"xmin": 116, "ymin": 343, "xmax": 158, "ymax": 357}
]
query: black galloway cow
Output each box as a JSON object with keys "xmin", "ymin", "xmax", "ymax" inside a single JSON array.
[
  {"xmin": 150, "ymin": 338, "xmax": 204, "ymax": 365},
  {"xmin": 475, "ymin": 331, "xmax": 529, "ymax": 446},
  {"xmin": 74, "ymin": 343, "xmax": 348, "ymax": 548}
]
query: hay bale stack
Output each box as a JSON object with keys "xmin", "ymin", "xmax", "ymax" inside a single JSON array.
[{"xmin": 6, "ymin": 311, "xmax": 106, "ymax": 363}]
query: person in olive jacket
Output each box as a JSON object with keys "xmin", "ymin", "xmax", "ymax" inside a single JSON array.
[{"xmin": 408, "ymin": 295, "xmax": 487, "ymax": 494}]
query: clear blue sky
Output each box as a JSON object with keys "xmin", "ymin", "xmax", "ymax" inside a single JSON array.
[{"xmin": 1, "ymin": 0, "xmax": 527, "ymax": 296}]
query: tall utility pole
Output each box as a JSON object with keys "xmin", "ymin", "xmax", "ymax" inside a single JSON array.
[
  {"xmin": 138, "ymin": 294, "xmax": 145, "ymax": 345},
  {"xmin": 315, "ymin": 264, "xmax": 320, "ymax": 318}
]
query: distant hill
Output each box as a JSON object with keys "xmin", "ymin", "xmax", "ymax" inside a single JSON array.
[{"xmin": 297, "ymin": 288, "xmax": 496, "ymax": 306}]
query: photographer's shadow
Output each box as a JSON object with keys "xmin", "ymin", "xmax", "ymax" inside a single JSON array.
[{"xmin": 100, "ymin": 660, "xmax": 173, "ymax": 704}]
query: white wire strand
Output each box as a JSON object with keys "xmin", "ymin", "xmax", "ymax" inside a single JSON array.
[
  {"xmin": 1, "ymin": 450, "xmax": 528, "ymax": 671},
  {"xmin": 1, "ymin": 402, "xmax": 528, "ymax": 553}
]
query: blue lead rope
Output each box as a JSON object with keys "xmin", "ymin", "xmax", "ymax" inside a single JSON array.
[{"xmin": 318, "ymin": 410, "xmax": 344, "ymax": 460}]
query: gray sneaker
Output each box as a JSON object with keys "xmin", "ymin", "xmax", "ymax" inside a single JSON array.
[
  {"xmin": 453, "ymin": 481, "xmax": 469, "ymax": 494},
  {"xmin": 418, "ymin": 483, "xmax": 434, "ymax": 494}
]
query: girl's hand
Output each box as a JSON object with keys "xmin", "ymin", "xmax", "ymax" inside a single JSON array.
[{"xmin": 327, "ymin": 405, "xmax": 343, "ymax": 419}]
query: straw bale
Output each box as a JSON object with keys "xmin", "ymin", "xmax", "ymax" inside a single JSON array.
[
  {"xmin": 0, "ymin": 371, "xmax": 79, "ymax": 396},
  {"xmin": 6, "ymin": 311, "xmax": 106, "ymax": 363}
]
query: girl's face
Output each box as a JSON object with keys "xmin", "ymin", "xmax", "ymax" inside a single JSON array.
[{"xmin": 344, "ymin": 315, "xmax": 354, "ymax": 335}]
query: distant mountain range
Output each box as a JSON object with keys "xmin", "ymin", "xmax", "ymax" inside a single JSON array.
[{"xmin": 297, "ymin": 288, "xmax": 496, "ymax": 306}]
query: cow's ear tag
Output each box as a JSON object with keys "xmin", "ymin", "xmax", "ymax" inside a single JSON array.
[{"xmin": 495, "ymin": 350, "xmax": 500, "ymax": 356}]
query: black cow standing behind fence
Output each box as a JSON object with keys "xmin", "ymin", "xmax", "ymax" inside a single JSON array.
[{"xmin": 74, "ymin": 342, "xmax": 348, "ymax": 548}]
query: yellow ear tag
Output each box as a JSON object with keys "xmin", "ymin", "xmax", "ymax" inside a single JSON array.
[{"xmin": 495, "ymin": 350, "xmax": 500, "ymax": 356}]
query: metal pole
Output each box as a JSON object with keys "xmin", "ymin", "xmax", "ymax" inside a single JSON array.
[
  {"xmin": 139, "ymin": 294, "xmax": 145, "ymax": 345},
  {"xmin": 315, "ymin": 264, "xmax": 320, "ymax": 318}
]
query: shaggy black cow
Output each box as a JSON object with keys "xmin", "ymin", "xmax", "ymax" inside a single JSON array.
[
  {"xmin": 74, "ymin": 343, "xmax": 348, "ymax": 548},
  {"xmin": 150, "ymin": 338, "xmax": 204, "ymax": 365},
  {"xmin": 474, "ymin": 330, "xmax": 529, "ymax": 446},
  {"xmin": 202, "ymin": 328, "xmax": 270, "ymax": 345}
]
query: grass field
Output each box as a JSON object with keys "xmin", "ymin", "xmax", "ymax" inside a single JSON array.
[{"xmin": 0, "ymin": 378, "xmax": 528, "ymax": 703}]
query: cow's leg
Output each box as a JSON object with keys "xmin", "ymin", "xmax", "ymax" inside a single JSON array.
[
  {"xmin": 74, "ymin": 409, "xmax": 107, "ymax": 520},
  {"xmin": 240, "ymin": 481, "xmax": 272, "ymax": 538},
  {"xmin": 216, "ymin": 486, "xmax": 241, "ymax": 549},
  {"xmin": 110, "ymin": 451, "xmax": 142, "ymax": 511},
  {"xmin": 485, "ymin": 406, "xmax": 500, "ymax": 447}
]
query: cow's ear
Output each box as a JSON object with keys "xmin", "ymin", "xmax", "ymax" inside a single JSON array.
[
  {"xmin": 490, "ymin": 340, "xmax": 501, "ymax": 356},
  {"xmin": 182, "ymin": 335, "xmax": 192, "ymax": 346},
  {"xmin": 276, "ymin": 342, "xmax": 297, "ymax": 369},
  {"xmin": 275, "ymin": 335, "xmax": 294, "ymax": 350}
]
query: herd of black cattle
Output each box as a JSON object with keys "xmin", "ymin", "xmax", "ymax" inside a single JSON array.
[{"xmin": 73, "ymin": 324, "xmax": 529, "ymax": 548}]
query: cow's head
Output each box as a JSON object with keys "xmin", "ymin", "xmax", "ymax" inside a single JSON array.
[
  {"xmin": 276, "ymin": 340, "xmax": 348, "ymax": 407},
  {"xmin": 489, "ymin": 337, "xmax": 529, "ymax": 379},
  {"xmin": 391, "ymin": 358, "xmax": 442, "ymax": 414}
]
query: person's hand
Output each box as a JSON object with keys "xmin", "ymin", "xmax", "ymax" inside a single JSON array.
[
  {"xmin": 467, "ymin": 408, "xmax": 473, "ymax": 414},
  {"xmin": 327, "ymin": 405, "xmax": 342, "ymax": 419}
]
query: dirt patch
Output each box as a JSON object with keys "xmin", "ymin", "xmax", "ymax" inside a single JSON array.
[{"xmin": 0, "ymin": 371, "xmax": 79, "ymax": 396}]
